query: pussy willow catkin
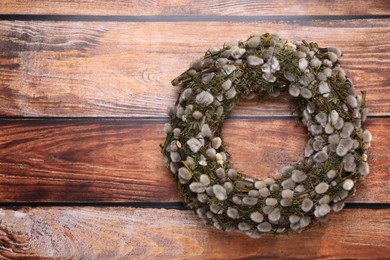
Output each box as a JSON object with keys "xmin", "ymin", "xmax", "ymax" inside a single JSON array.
[{"xmin": 161, "ymin": 33, "xmax": 371, "ymax": 238}]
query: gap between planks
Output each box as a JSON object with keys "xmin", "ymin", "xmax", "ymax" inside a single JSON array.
[
  {"xmin": 0, "ymin": 201, "xmax": 389, "ymax": 210},
  {"xmin": 1, "ymin": 14, "xmax": 390, "ymax": 22},
  {"xmin": 0, "ymin": 115, "xmax": 389, "ymax": 120}
]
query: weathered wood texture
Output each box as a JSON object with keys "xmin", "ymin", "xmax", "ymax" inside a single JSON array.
[
  {"xmin": 0, "ymin": 207, "xmax": 389, "ymax": 259},
  {"xmin": 1, "ymin": 1, "xmax": 390, "ymax": 258},
  {"xmin": 1, "ymin": 0, "xmax": 390, "ymax": 16},
  {"xmin": 0, "ymin": 20, "xmax": 389, "ymax": 117},
  {"xmin": 0, "ymin": 118, "xmax": 388, "ymax": 203}
]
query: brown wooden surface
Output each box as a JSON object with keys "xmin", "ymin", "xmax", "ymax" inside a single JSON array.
[
  {"xmin": 1, "ymin": 1, "xmax": 390, "ymax": 258},
  {"xmin": 0, "ymin": 20, "xmax": 389, "ymax": 117},
  {"xmin": 0, "ymin": 118, "xmax": 388, "ymax": 203},
  {"xmin": 1, "ymin": 207, "xmax": 390, "ymax": 259},
  {"xmin": 1, "ymin": 0, "xmax": 390, "ymax": 16}
]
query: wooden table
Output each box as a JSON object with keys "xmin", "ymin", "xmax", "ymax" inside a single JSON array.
[{"xmin": 1, "ymin": 1, "xmax": 390, "ymax": 258}]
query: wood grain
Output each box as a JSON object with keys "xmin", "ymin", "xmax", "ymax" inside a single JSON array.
[
  {"xmin": 0, "ymin": 20, "xmax": 389, "ymax": 117},
  {"xmin": 1, "ymin": 1, "xmax": 389, "ymax": 259},
  {"xmin": 1, "ymin": 0, "xmax": 389, "ymax": 16},
  {"xmin": 0, "ymin": 207, "xmax": 389, "ymax": 259},
  {"xmin": 0, "ymin": 118, "xmax": 388, "ymax": 203}
]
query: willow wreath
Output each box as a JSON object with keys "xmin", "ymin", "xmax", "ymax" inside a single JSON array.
[{"xmin": 161, "ymin": 33, "xmax": 371, "ymax": 238}]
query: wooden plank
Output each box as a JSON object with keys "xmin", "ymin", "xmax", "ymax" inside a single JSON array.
[
  {"xmin": 0, "ymin": 118, "xmax": 388, "ymax": 202},
  {"xmin": 1, "ymin": 0, "xmax": 389, "ymax": 16},
  {"xmin": 0, "ymin": 207, "xmax": 389, "ymax": 258},
  {"xmin": 0, "ymin": 20, "xmax": 389, "ymax": 117}
]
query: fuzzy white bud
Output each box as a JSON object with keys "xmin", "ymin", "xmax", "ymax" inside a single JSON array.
[
  {"xmin": 315, "ymin": 182, "xmax": 329, "ymax": 194},
  {"xmin": 247, "ymin": 55, "xmax": 264, "ymax": 66},
  {"xmin": 301, "ymin": 198, "xmax": 313, "ymax": 212},
  {"xmin": 257, "ymin": 222, "xmax": 272, "ymax": 233},
  {"xmin": 250, "ymin": 211, "xmax": 264, "ymax": 223},
  {"xmin": 187, "ymin": 137, "xmax": 202, "ymax": 153},
  {"xmin": 342, "ymin": 179, "xmax": 354, "ymax": 191},
  {"xmin": 195, "ymin": 91, "xmax": 214, "ymax": 106},
  {"xmin": 213, "ymin": 184, "xmax": 227, "ymax": 201}
]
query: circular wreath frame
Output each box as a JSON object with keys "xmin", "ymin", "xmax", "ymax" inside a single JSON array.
[{"xmin": 161, "ymin": 33, "xmax": 371, "ymax": 238}]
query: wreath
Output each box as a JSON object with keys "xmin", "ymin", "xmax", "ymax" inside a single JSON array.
[{"xmin": 161, "ymin": 33, "xmax": 371, "ymax": 238}]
